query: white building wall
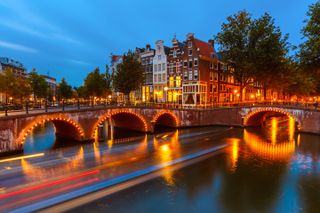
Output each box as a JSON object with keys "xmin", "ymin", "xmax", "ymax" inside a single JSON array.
[{"xmin": 152, "ymin": 40, "xmax": 167, "ymax": 102}]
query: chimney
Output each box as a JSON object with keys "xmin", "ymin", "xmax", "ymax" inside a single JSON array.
[
  {"xmin": 186, "ymin": 32, "xmax": 195, "ymax": 39},
  {"xmin": 208, "ymin": 39, "xmax": 215, "ymax": 48}
]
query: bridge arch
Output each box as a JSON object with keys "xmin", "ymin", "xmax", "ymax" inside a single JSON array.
[
  {"xmin": 151, "ymin": 110, "xmax": 180, "ymax": 128},
  {"xmin": 243, "ymin": 107, "xmax": 300, "ymax": 129},
  {"xmin": 18, "ymin": 115, "xmax": 85, "ymax": 145},
  {"xmin": 91, "ymin": 109, "xmax": 151, "ymax": 138}
]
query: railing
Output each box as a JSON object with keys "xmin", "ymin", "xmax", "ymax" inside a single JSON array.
[{"xmin": 0, "ymin": 100, "xmax": 319, "ymax": 117}]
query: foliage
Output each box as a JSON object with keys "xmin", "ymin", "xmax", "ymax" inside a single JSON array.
[
  {"xmin": 250, "ymin": 13, "xmax": 291, "ymax": 98},
  {"xmin": 0, "ymin": 70, "xmax": 17, "ymax": 102},
  {"xmin": 84, "ymin": 67, "xmax": 109, "ymax": 98},
  {"xmin": 114, "ymin": 51, "xmax": 144, "ymax": 98},
  {"xmin": 57, "ymin": 78, "xmax": 73, "ymax": 100},
  {"xmin": 28, "ymin": 68, "xmax": 48, "ymax": 100},
  {"xmin": 298, "ymin": 1, "xmax": 320, "ymax": 94},
  {"xmin": 215, "ymin": 11, "xmax": 290, "ymax": 100}
]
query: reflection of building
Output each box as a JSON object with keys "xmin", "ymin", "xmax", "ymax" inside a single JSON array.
[
  {"xmin": 167, "ymin": 36, "xmax": 185, "ymax": 104},
  {"xmin": 41, "ymin": 75, "xmax": 57, "ymax": 98},
  {"xmin": 135, "ymin": 44, "xmax": 155, "ymax": 102},
  {"xmin": 0, "ymin": 57, "xmax": 27, "ymax": 103},
  {"xmin": 153, "ymin": 40, "xmax": 170, "ymax": 102}
]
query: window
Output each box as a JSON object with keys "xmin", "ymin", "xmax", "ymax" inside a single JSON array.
[
  {"xmin": 188, "ymin": 49, "xmax": 192, "ymax": 56},
  {"xmin": 194, "ymin": 58, "xmax": 198, "ymax": 66},
  {"xmin": 184, "ymin": 72, "xmax": 188, "ymax": 80},
  {"xmin": 210, "ymin": 72, "xmax": 213, "ymax": 81},
  {"xmin": 189, "ymin": 61, "xmax": 193, "ymax": 68},
  {"xmin": 162, "ymin": 63, "xmax": 165, "ymax": 71},
  {"xmin": 173, "ymin": 50, "xmax": 177, "ymax": 57},
  {"xmin": 214, "ymin": 63, "xmax": 218, "ymax": 70},
  {"xmin": 154, "ymin": 64, "xmax": 157, "ymax": 72},
  {"xmin": 210, "ymin": 84, "xmax": 213, "ymax": 92},
  {"xmin": 158, "ymin": 74, "xmax": 161, "ymax": 82},
  {"xmin": 169, "ymin": 76, "xmax": 174, "ymax": 87},
  {"xmin": 176, "ymin": 76, "xmax": 181, "ymax": 87},
  {"xmin": 188, "ymin": 41, "xmax": 192, "ymax": 48},
  {"xmin": 158, "ymin": 64, "xmax": 161, "ymax": 72},
  {"xmin": 162, "ymin": 74, "xmax": 166, "ymax": 82},
  {"xmin": 213, "ymin": 85, "xmax": 217, "ymax": 92},
  {"xmin": 188, "ymin": 71, "xmax": 193, "ymax": 80},
  {"xmin": 183, "ymin": 60, "xmax": 188, "ymax": 68},
  {"xmin": 158, "ymin": 55, "xmax": 161, "ymax": 60}
]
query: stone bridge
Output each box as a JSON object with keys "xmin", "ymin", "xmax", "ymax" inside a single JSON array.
[{"xmin": 0, "ymin": 106, "xmax": 319, "ymax": 152}]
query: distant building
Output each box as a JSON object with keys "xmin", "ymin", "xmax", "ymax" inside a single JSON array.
[
  {"xmin": 41, "ymin": 75, "xmax": 57, "ymax": 99},
  {"xmin": 135, "ymin": 44, "xmax": 155, "ymax": 102},
  {"xmin": 0, "ymin": 57, "xmax": 26, "ymax": 78},
  {"xmin": 152, "ymin": 40, "xmax": 170, "ymax": 102},
  {"xmin": 0, "ymin": 57, "xmax": 27, "ymax": 103}
]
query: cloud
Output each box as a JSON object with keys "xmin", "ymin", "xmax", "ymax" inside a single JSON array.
[
  {"xmin": 67, "ymin": 59, "xmax": 90, "ymax": 66},
  {"xmin": 0, "ymin": 40, "xmax": 37, "ymax": 53}
]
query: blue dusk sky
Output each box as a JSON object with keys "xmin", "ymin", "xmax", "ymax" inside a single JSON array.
[{"xmin": 0, "ymin": 0, "xmax": 317, "ymax": 86}]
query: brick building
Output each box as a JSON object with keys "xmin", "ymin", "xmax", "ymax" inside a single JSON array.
[{"xmin": 167, "ymin": 36, "xmax": 185, "ymax": 104}]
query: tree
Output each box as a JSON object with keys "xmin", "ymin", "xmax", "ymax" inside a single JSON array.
[
  {"xmin": 250, "ymin": 13, "xmax": 291, "ymax": 100},
  {"xmin": 57, "ymin": 78, "xmax": 73, "ymax": 100},
  {"xmin": 74, "ymin": 86, "xmax": 88, "ymax": 99},
  {"xmin": 215, "ymin": 11, "xmax": 254, "ymax": 101},
  {"xmin": 28, "ymin": 68, "xmax": 48, "ymax": 104},
  {"xmin": 13, "ymin": 76, "xmax": 32, "ymax": 104},
  {"xmin": 299, "ymin": 1, "xmax": 320, "ymax": 94},
  {"xmin": 114, "ymin": 51, "xmax": 144, "ymax": 102},
  {"xmin": 215, "ymin": 11, "xmax": 291, "ymax": 101},
  {"xmin": 0, "ymin": 70, "xmax": 17, "ymax": 104},
  {"xmin": 84, "ymin": 67, "xmax": 109, "ymax": 99}
]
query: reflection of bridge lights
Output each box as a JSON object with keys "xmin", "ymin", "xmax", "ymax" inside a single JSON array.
[
  {"xmin": 244, "ymin": 130, "xmax": 295, "ymax": 160},
  {"xmin": 227, "ymin": 138, "xmax": 240, "ymax": 173},
  {"xmin": 271, "ymin": 117, "xmax": 277, "ymax": 145}
]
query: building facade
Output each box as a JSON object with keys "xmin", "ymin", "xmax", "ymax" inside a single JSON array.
[
  {"xmin": 136, "ymin": 45, "xmax": 155, "ymax": 102},
  {"xmin": 167, "ymin": 36, "xmax": 185, "ymax": 104},
  {"xmin": 0, "ymin": 57, "xmax": 27, "ymax": 103},
  {"xmin": 41, "ymin": 75, "xmax": 57, "ymax": 100},
  {"xmin": 152, "ymin": 40, "xmax": 169, "ymax": 102},
  {"xmin": 0, "ymin": 57, "xmax": 26, "ymax": 78}
]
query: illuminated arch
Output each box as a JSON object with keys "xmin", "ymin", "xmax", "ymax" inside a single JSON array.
[
  {"xmin": 18, "ymin": 115, "xmax": 85, "ymax": 145},
  {"xmin": 151, "ymin": 110, "xmax": 180, "ymax": 127},
  {"xmin": 91, "ymin": 109, "xmax": 150, "ymax": 138},
  {"xmin": 243, "ymin": 107, "xmax": 300, "ymax": 129}
]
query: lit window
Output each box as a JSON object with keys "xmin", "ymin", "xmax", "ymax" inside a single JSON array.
[
  {"xmin": 176, "ymin": 76, "xmax": 181, "ymax": 87},
  {"xmin": 169, "ymin": 76, "xmax": 174, "ymax": 87}
]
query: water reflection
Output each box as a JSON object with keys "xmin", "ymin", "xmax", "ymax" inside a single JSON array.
[
  {"xmin": 21, "ymin": 146, "xmax": 85, "ymax": 181},
  {"xmin": 244, "ymin": 116, "xmax": 296, "ymax": 161},
  {"xmin": 153, "ymin": 130, "xmax": 180, "ymax": 186}
]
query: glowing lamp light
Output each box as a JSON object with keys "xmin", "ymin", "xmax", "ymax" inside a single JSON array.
[{"xmin": 250, "ymin": 94, "xmax": 255, "ymax": 99}]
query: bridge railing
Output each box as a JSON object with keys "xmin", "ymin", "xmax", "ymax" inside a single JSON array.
[{"xmin": 0, "ymin": 100, "xmax": 319, "ymax": 117}]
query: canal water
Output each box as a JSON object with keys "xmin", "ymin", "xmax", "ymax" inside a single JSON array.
[{"xmin": 25, "ymin": 117, "xmax": 320, "ymax": 212}]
